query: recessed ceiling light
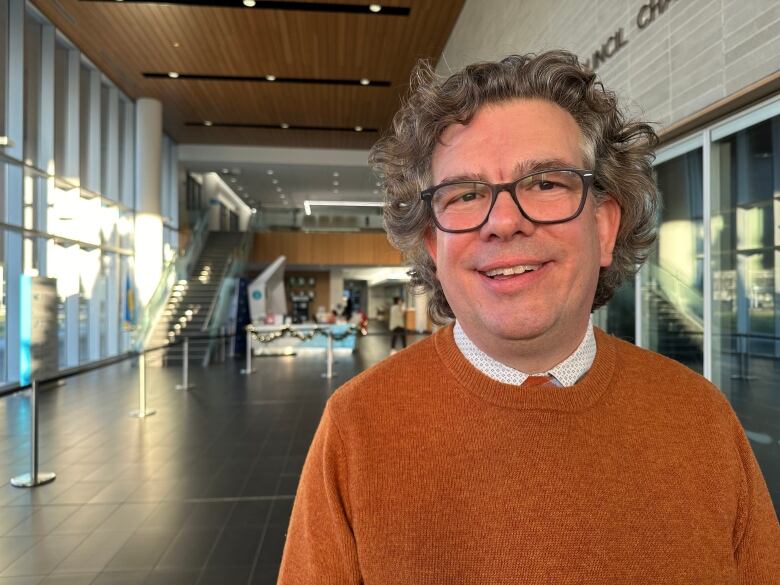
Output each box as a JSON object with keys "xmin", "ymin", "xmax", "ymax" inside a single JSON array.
[
  {"xmin": 333, "ymin": 181, "xmax": 339, "ymax": 186},
  {"xmin": 221, "ymin": 168, "xmax": 229, "ymax": 173},
  {"xmin": 243, "ymin": 0, "xmax": 256, "ymax": 6},
  {"xmin": 276, "ymin": 187, "xmax": 282, "ymax": 192},
  {"xmin": 267, "ymin": 170, "xmax": 274, "ymax": 175},
  {"xmin": 203, "ymin": 120, "xmax": 213, "ymax": 126},
  {"xmin": 283, "ymin": 200, "xmax": 289, "ymax": 205},
  {"xmin": 354, "ymin": 126, "xmax": 363, "ymax": 132},
  {"xmin": 373, "ymin": 190, "xmax": 379, "ymax": 194},
  {"xmin": 279, "ymin": 194, "xmax": 285, "ymax": 198},
  {"xmin": 375, "ymin": 182, "xmax": 381, "ymax": 187},
  {"xmin": 369, "ymin": 4, "xmax": 382, "ymax": 12},
  {"xmin": 360, "ymin": 78, "xmax": 370, "ymax": 86},
  {"xmin": 265, "ymin": 74, "xmax": 276, "ymax": 81},
  {"xmin": 237, "ymin": 186, "xmax": 244, "ymax": 191},
  {"xmin": 333, "ymin": 188, "xmax": 339, "ymax": 194},
  {"xmin": 280, "ymin": 122, "xmax": 290, "ymax": 129},
  {"xmin": 168, "ymin": 71, "xmax": 179, "ymax": 79},
  {"xmin": 272, "ymin": 179, "xmax": 279, "ymax": 184},
  {"xmin": 333, "ymin": 171, "xmax": 339, "ymax": 177},
  {"xmin": 230, "ymin": 178, "xmax": 237, "ymax": 183}
]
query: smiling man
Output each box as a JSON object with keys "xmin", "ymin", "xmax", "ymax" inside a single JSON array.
[{"xmin": 279, "ymin": 52, "xmax": 780, "ymax": 584}]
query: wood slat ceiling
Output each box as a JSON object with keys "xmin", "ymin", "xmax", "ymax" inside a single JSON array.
[{"xmin": 32, "ymin": 0, "xmax": 465, "ymax": 148}]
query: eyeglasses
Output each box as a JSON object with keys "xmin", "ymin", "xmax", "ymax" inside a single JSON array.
[{"xmin": 420, "ymin": 168, "xmax": 595, "ymax": 233}]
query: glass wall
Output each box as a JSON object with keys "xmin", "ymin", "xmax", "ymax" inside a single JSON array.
[
  {"xmin": 711, "ymin": 112, "xmax": 779, "ymax": 485},
  {"xmin": 0, "ymin": 0, "xmax": 7, "ymax": 142},
  {"xmin": 0, "ymin": 224, "xmax": 6, "ymax": 383},
  {"xmin": 641, "ymin": 149, "xmax": 704, "ymax": 373},
  {"xmin": 594, "ymin": 278, "xmax": 635, "ymax": 343},
  {"xmin": 0, "ymin": 2, "xmax": 176, "ymax": 387},
  {"xmin": 599, "ymin": 98, "xmax": 780, "ymax": 504}
]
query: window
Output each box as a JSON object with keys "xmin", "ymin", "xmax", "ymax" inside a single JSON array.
[
  {"xmin": 640, "ymin": 149, "xmax": 705, "ymax": 372},
  {"xmin": 711, "ymin": 113, "xmax": 779, "ymax": 405}
]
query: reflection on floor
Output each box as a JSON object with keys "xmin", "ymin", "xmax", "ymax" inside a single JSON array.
[
  {"xmin": 719, "ymin": 352, "xmax": 780, "ymax": 511},
  {"xmin": 0, "ymin": 330, "xmax": 776, "ymax": 584}
]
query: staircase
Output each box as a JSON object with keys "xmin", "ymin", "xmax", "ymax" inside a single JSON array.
[
  {"xmin": 146, "ymin": 231, "xmax": 245, "ymax": 366},
  {"xmin": 644, "ymin": 288, "xmax": 703, "ymax": 373}
]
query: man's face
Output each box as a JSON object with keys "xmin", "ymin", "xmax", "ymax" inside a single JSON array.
[{"xmin": 425, "ymin": 98, "xmax": 620, "ymax": 360}]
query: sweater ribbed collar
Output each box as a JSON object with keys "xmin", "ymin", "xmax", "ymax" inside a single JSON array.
[{"xmin": 434, "ymin": 324, "xmax": 617, "ymax": 412}]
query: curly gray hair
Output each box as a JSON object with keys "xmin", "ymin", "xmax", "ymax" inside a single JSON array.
[{"xmin": 369, "ymin": 50, "xmax": 659, "ymax": 324}]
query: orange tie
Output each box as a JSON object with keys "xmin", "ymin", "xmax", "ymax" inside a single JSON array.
[{"xmin": 520, "ymin": 374, "xmax": 554, "ymax": 388}]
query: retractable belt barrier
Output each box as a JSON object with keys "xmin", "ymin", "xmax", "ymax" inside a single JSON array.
[
  {"xmin": 9, "ymin": 331, "xmax": 237, "ymax": 489},
  {"xmin": 243, "ymin": 324, "xmax": 367, "ymax": 380}
]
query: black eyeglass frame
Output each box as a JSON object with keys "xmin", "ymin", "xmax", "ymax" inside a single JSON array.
[{"xmin": 420, "ymin": 168, "xmax": 596, "ymax": 233}]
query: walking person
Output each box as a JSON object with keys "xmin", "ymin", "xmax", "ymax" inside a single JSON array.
[{"xmin": 389, "ymin": 296, "xmax": 406, "ymax": 352}]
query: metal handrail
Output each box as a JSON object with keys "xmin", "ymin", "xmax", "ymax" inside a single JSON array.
[
  {"xmin": 201, "ymin": 228, "xmax": 254, "ymax": 333},
  {"xmin": 200, "ymin": 230, "xmax": 254, "ymax": 364},
  {"xmin": 200, "ymin": 256, "xmax": 237, "ymax": 333}
]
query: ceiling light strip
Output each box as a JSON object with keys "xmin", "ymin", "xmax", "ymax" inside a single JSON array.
[
  {"xmin": 186, "ymin": 121, "xmax": 378, "ymax": 133},
  {"xmin": 307, "ymin": 200, "xmax": 384, "ymax": 207},
  {"xmin": 304, "ymin": 200, "xmax": 384, "ymax": 216},
  {"xmin": 144, "ymin": 72, "xmax": 390, "ymax": 87},
  {"xmin": 84, "ymin": 0, "xmax": 410, "ymax": 16}
]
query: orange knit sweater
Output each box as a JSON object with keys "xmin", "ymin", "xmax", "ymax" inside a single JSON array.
[{"xmin": 279, "ymin": 326, "xmax": 780, "ymax": 584}]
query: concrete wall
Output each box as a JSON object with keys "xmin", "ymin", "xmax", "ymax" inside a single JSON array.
[{"xmin": 439, "ymin": 0, "xmax": 780, "ymax": 129}]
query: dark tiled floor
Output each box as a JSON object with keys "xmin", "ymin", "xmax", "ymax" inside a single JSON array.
[
  {"xmin": 0, "ymin": 329, "xmax": 420, "ymax": 584},
  {"xmin": 0, "ymin": 329, "xmax": 777, "ymax": 584}
]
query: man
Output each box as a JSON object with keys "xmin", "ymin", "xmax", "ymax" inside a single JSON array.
[
  {"xmin": 279, "ymin": 51, "xmax": 780, "ymax": 583},
  {"xmin": 388, "ymin": 296, "xmax": 406, "ymax": 352}
]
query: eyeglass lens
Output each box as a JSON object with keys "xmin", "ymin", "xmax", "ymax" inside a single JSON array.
[{"xmin": 431, "ymin": 170, "xmax": 585, "ymax": 230}]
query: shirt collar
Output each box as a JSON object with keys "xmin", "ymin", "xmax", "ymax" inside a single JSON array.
[{"xmin": 453, "ymin": 319, "xmax": 596, "ymax": 387}]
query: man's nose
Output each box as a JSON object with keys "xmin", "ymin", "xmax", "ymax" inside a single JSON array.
[{"xmin": 480, "ymin": 188, "xmax": 536, "ymax": 240}]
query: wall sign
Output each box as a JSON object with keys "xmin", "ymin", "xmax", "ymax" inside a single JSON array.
[{"xmin": 584, "ymin": 0, "xmax": 676, "ymax": 70}]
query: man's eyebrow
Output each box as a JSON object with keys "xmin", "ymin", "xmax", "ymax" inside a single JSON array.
[
  {"xmin": 437, "ymin": 159, "xmax": 582, "ymax": 185},
  {"xmin": 513, "ymin": 158, "xmax": 581, "ymax": 176}
]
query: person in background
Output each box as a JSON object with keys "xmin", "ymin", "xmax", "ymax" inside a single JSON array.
[
  {"xmin": 389, "ymin": 296, "xmax": 406, "ymax": 352},
  {"xmin": 344, "ymin": 295, "xmax": 354, "ymax": 321}
]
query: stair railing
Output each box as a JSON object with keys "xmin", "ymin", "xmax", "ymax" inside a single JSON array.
[
  {"xmin": 134, "ymin": 211, "xmax": 210, "ymax": 350},
  {"xmin": 200, "ymin": 229, "xmax": 254, "ymax": 365},
  {"xmin": 645, "ymin": 260, "xmax": 704, "ymax": 334}
]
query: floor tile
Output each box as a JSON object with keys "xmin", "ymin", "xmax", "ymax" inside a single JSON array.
[
  {"xmin": 156, "ymin": 530, "xmax": 220, "ymax": 571},
  {"xmin": 53, "ymin": 531, "xmax": 134, "ymax": 574},
  {"xmin": 103, "ymin": 530, "xmax": 177, "ymax": 572},
  {"xmin": 8, "ymin": 507, "xmax": 80, "ymax": 537},
  {"xmin": 89, "ymin": 572, "xmax": 148, "ymax": 585},
  {"xmin": 1, "ymin": 534, "xmax": 87, "ymax": 577}
]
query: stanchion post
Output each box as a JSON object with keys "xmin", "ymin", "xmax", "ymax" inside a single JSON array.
[
  {"xmin": 11, "ymin": 380, "xmax": 56, "ymax": 488},
  {"xmin": 175, "ymin": 338, "xmax": 194, "ymax": 390},
  {"xmin": 130, "ymin": 352, "xmax": 156, "ymax": 418},
  {"xmin": 322, "ymin": 329, "xmax": 338, "ymax": 379},
  {"xmin": 241, "ymin": 328, "xmax": 256, "ymax": 375}
]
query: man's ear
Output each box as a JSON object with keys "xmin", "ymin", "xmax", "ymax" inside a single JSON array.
[
  {"xmin": 595, "ymin": 196, "xmax": 621, "ymax": 268},
  {"xmin": 423, "ymin": 228, "xmax": 437, "ymax": 264}
]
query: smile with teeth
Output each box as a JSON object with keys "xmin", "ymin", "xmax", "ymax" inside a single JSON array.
[{"xmin": 482, "ymin": 264, "xmax": 541, "ymax": 278}]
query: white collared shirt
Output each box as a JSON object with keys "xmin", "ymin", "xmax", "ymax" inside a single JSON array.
[{"xmin": 453, "ymin": 319, "xmax": 596, "ymax": 387}]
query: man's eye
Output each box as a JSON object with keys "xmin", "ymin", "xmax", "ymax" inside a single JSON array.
[{"xmin": 456, "ymin": 192, "xmax": 479, "ymax": 202}]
